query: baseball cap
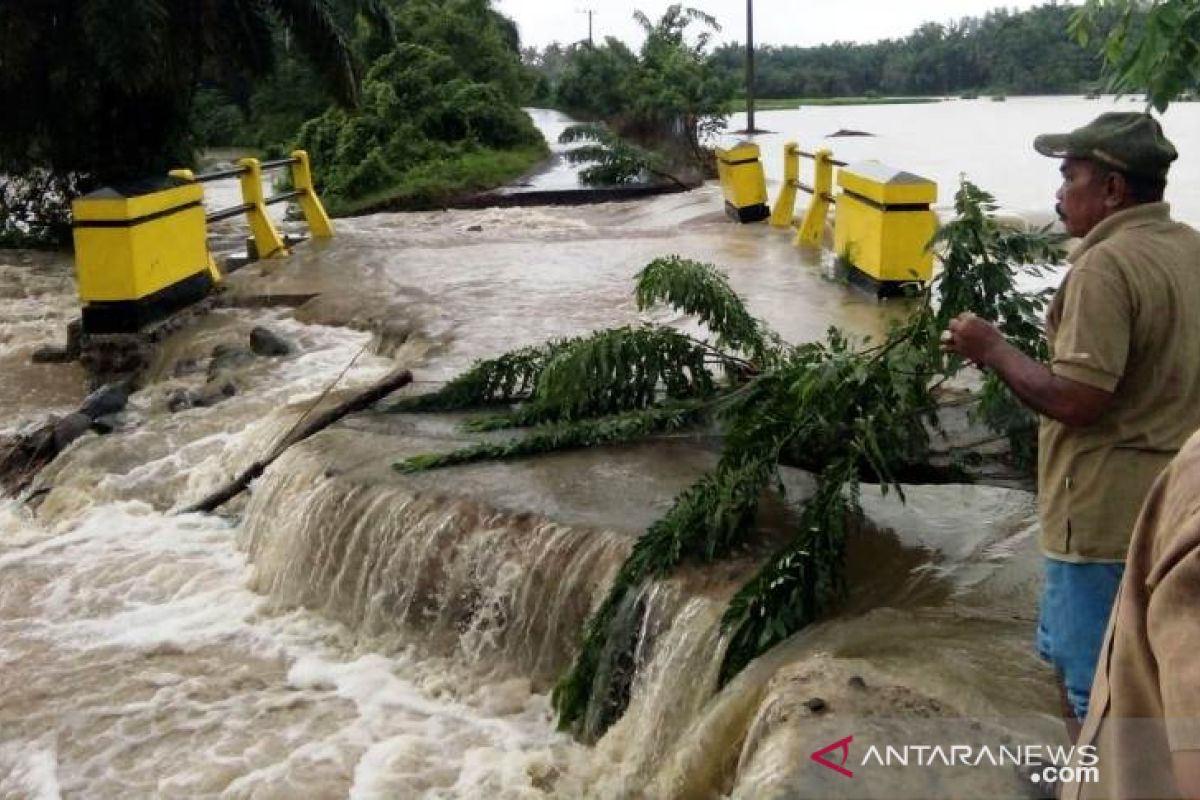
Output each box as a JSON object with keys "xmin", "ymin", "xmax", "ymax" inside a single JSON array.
[{"xmin": 1033, "ymin": 112, "xmax": 1178, "ymax": 178}]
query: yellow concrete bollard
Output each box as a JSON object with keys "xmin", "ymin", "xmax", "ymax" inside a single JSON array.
[
  {"xmin": 71, "ymin": 177, "xmax": 216, "ymax": 334},
  {"xmin": 834, "ymin": 161, "xmax": 938, "ymax": 295},
  {"xmin": 237, "ymin": 157, "xmax": 288, "ymax": 259},
  {"xmin": 795, "ymin": 149, "xmax": 834, "ymax": 247},
  {"xmin": 168, "ymin": 168, "xmax": 223, "ymax": 287},
  {"xmin": 715, "ymin": 142, "xmax": 770, "ymax": 223},
  {"xmin": 769, "ymin": 142, "xmax": 800, "ymax": 228},
  {"xmin": 289, "ymin": 150, "xmax": 334, "ymax": 238}
]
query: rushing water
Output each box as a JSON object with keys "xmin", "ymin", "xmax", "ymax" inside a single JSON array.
[{"xmin": 0, "ymin": 99, "xmax": 1141, "ymax": 798}]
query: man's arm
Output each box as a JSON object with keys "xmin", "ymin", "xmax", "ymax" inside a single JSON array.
[{"xmin": 943, "ymin": 313, "xmax": 1114, "ymax": 427}]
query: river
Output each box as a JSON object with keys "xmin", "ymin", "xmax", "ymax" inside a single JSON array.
[{"xmin": 2, "ymin": 97, "xmax": 1196, "ymax": 798}]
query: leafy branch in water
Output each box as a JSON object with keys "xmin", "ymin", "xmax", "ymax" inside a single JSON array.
[
  {"xmin": 635, "ymin": 255, "xmax": 785, "ymax": 368},
  {"xmin": 388, "ymin": 179, "xmax": 1064, "ymax": 738},
  {"xmin": 932, "ymin": 181, "xmax": 1064, "ymax": 471},
  {"xmin": 394, "ymin": 400, "xmax": 710, "ymax": 473}
]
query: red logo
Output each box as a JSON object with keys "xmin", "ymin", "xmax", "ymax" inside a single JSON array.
[{"xmin": 811, "ymin": 735, "xmax": 855, "ymax": 778}]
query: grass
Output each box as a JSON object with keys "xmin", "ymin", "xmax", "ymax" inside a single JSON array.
[
  {"xmin": 729, "ymin": 96, "xmax": 944, "ymax": 112},
  {"xmin": 327, "ymin": 145, "xmax": 548, "ymax": 216}
]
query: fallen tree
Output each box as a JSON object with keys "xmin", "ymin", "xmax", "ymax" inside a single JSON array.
[{"xmin": 389, "ymin": 179, "xmax": 1062, "ymax": 739}]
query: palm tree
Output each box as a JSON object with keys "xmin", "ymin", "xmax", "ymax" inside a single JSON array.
[{"xmin": 0, "ymin": 0, "xmax": 391, "ymax": 184}]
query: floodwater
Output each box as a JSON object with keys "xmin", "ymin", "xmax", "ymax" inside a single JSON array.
[
  {"xmin": 725, "ymin": 95, "xmax": 1200, "ymax": 224},
  {"xmin": 0, "ymin": 98, "xmax": 1145, "ymax": 798}
]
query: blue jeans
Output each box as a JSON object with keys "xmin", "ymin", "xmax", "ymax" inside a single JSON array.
[{"xmin": 1036, "ymin": 557, "xmax": 1124, "ymax": 720}]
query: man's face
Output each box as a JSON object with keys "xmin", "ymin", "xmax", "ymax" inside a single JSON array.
[{"xmin": 1055, "ymin": 158, "xmax": 1115, "ymax": 238}]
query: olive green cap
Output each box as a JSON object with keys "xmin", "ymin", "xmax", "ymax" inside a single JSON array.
[{"xmin": 1034, "ymin": 112, "xmax": 1178, "ymax": 178}]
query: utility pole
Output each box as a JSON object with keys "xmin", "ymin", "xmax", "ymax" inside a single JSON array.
[
  {"xmin": 746, "ymin": 0, "xmax": 757, "ymax": 133},
  {"xmin": 578, "ymin": 8, "xmax": 595, "ymax": 46}
]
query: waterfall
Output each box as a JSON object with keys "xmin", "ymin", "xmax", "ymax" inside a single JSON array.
[{"xmin": 241, "ymin": 443, "xmax": 631, "ymax": 689}]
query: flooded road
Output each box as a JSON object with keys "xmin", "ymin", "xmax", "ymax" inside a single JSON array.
[{"xmin": 0, "ymin": 107, "xmax": 1081, "ymax": 798}]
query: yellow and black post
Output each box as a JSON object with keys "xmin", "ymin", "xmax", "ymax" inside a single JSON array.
[
  {"xmin": 716, "ymin": 141, "xmax": 770, "ymax": 223},
  {"xmin": 769, "ymin": 142, "xmax": 801, "ymax": 227},
  {"xmin": 71, "ymin": 177, "xmax": 217, "ymax": 334},
  {"xmin": 289, "ymin": 150, "xmax": 334, "ymax": 238},
  {"xmin": 238, "ymin": 157, "xmax": 289, "ymax": 259},
  {"xmin": 795, "ymin": 149, "xmax": 835, "ymax": 247},
  {"xmin": 833, "ymin": 161, "xmax": 937, "ymax": 296}
]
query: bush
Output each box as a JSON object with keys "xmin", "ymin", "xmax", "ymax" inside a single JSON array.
[{"xmin": 297, "ymin": 43, "xmax": 544, "ymax": 207}]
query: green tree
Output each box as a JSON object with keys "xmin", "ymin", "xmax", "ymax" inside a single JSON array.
[
  {"xmin": 388, "ymin": 181, "xmax": 1064, "ymax": 738},
  {"xmin": 296, "ymin": 42, "xmax": 543, "ymax": 209},
  {"xmin": 0, "ymin": 0, "xmax": 384, "ymax": 244},
  {"xmin": 1071, "ymin": 0, "xmax": 1200, "ymax": 111}
]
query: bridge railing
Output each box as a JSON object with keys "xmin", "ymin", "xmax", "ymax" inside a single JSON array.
[
  {"xmin": 768, "ymin": 144, "xmax": 849, "ymax": 247},
  {"xmin": 169, "ymin": 149, "xmax": 333, "ymax": 260}
]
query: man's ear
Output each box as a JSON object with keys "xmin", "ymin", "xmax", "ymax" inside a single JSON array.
[{"xmin": 1104, "ymin": 170, "xmax": 1129, "ymax": 209}]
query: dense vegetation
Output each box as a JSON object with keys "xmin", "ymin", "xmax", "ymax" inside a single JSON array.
[
  {"xmin": 526, "ymin": 5, "xmax": 736, "ymax": 184},
  {"xmin": 0, "ymin": 0, "xmax": 541, "ymax": 245},
  {"xmin": 707, "ymin": 4, "xmax": 1109, "ymax": 99},
  {"xmin": 525, "ymin": 3, "xmax": 1180, "ymax": 103},
  {"xmin": 0, "ymin": 0, "xmax": 389, "ymax": 246},
  {"xmin": 1071, "ymin": 0, "xmax": 1200, "ymax": 111},
  {"xmin": 388, "ymin": 181, "xmax": 1064, "ymax": 737}
]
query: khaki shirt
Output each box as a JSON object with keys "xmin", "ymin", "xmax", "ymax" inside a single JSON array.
[
  {"xmin": 1038, "ymin": 203, "xmax": 1200, "ymax": 562},
  {"xmin": 1063, "ymin": 429, "xmax": 1200, "ymax": 800}
]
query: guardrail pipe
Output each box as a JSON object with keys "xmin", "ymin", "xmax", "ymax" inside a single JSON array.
[
  {"xmin": 237, "ymin": 157, "xmax": 288, "ymax": 259},
  {"xmin": 770, "ymin": 142, "xmax": 800, "ymax": 227},
  {"xmin": 795, "ymin": 148, "xmax": 834, "ymax": 247},
  {"xmin": 289, "ymin": 150, "xmax": 334, "ymax": 238}
]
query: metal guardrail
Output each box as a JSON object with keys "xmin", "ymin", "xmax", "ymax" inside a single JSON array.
[
  {"xmin": 770, "ymin": 143, "xmax": 840, "ymax": 244},
  {"xmin": 170, "ymin": 150, "xmax": 333, "ymax": 260}
]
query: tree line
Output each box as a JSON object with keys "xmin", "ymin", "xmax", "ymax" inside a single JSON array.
[
  {"xmin": 526, "ymin": 3, "xmax": 1125, "ymax": 103},
  {"xmin": 709, "ymin": 4, "xmax": 1113, "ymax": 98}
]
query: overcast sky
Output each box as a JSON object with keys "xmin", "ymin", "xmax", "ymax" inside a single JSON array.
[{"xmin": 495, "ymin": 1, "xmax": 1048, "ymax": 50}]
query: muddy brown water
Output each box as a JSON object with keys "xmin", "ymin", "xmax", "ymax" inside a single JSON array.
[{"xmin": 1, "ymin": 186, "xmax": 1063, "ymax": 798}]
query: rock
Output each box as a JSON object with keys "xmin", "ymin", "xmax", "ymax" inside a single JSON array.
[
  {"xmin": 168, "ymin": 380, "xmax": 238, "ymax": 412},
  {"xmin": 167, "ymin": 388, "xmax": 197, "ymax": 413},
  {"xmin": 79, "ymin": 382, "xmax": 129, "ymax": 421},
  {"xmin": 31, "ymin": 346, "xmax": 75, "ymax": 364},
  {"xmin": 848, "ymin": 675, "xmax": 868, "ymax": 691},
  {"xmin": 52, "ymin": 413, "xmax": 93, "ymax": 450},
  {"xmin": 31, "ymin": 320, "xmax": 84, "ymax": 364},
  {"xmin": 803, "ymin": 697, "xmax": 829, "ymax": 714},
  {"xmin": 65, "ymin": 319, "xmax": 82, "ymax": 358},
  {"xmin": 208, "ymin": 343, "xmax": 256, "ymax": 379},
  {"xmin": 90, "ymin": 414, "xmax": 121, "ymax": 434},
  {"xmin": 23, "ymin": 424, "xmax": 57, "ymax": 459},
  {"xmin": 197, "ymin": 380, "xmax": 238, "ymax": 406},
  {"xmin": 466, "ymin": 224, "xmax": 483, "ymax": 232},
  {"xmin": 249, "ymin": 326, "xmax": 293, "ymax": 357},
  {"xmin": 172, "ymin": 357, "xmax": 202, "ymax": 378}
]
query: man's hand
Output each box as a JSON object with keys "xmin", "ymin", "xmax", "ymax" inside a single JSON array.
[
  {"xmin": 941, "ymin": 312, "xmax": 1005, "ymax": 367},
  {"xmin": 940, "ymin": 311, "xmax": 1113, "ymax": 427}
]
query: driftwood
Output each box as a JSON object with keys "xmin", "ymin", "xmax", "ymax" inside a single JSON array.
[{"xmin": 180, "ymin": 368, "xmax": 412, "ymax": 514}]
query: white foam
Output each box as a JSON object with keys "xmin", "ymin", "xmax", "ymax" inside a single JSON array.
[{"xmin": 0, "ymin": 739, "xmax": 62, "ymax": 800}]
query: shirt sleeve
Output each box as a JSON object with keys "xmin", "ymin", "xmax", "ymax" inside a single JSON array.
[
  {"xmin": 1050, "ymin": 256, "xmax": 1132, "ymax": 393},
  {"xmin": 1148, "ymin": 524, "xmax": 1200, "ymax": 751}
]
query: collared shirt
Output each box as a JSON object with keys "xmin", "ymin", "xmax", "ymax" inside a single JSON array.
[
  {"xmin": 1038, "ymin": 203, "xmax": 1200, "ymax": 562},
  {"xmin": 1063, "ymin": 429, "xmax": 1200, "ymax": 800}
]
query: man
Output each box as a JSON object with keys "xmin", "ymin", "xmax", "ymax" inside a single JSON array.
[
  {"xmin": 1062, "ymin": 429, "xmax": 1200, "ymax": 799},
  {"xmin": 942, "ymin": 112, "xmax": 1200, "ymax": 728}
]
